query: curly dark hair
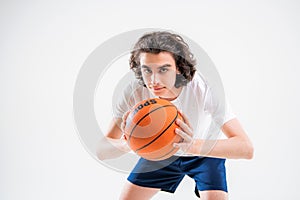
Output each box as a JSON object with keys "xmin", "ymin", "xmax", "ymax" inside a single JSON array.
[{"xmin": 129, "ymin": 31, "xmax": 197, "ymax": 88}]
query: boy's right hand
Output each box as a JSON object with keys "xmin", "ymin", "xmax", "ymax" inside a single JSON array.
[{"xmin": 121, "ymin": 110, "xmax": 131, "ymax": 139}]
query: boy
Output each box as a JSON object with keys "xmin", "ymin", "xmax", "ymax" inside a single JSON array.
[{"xmin": 97, "ymin": 31, "xmax": 253, "ymax": 199}]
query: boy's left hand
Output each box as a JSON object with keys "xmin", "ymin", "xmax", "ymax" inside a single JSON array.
[{"xmin": 173, "ymin": 111, "xmax": 195, "ymax": 155}]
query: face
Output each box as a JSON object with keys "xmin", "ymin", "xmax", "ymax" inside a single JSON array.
[{"xmin": 139, "ymin": 51, "xmax": 182, "ymax": 100}]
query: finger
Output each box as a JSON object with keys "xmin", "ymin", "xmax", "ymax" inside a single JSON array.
[
  {"xmin": 173, "ymin": 142, "xmax": 193, "ymax": 154},
  {"xmin": 121, "ymin": 121, "xmax": 126, "ymax": 132},
  {"xmin": 173, "ymin": 142, "xmax": 188, "ymax": 149},
  {"xmin": 176, "ymin": 119, "xmax": 193, "ymax": 136},
  {"xmin": 122, "ymin": 110, "xmax": 130, "ymax": 122},
  {"xmin": 178, "ymin": 110, "xmax": 193, "ymax": 130},
  {"xmin": 121, "ymin": 111, "xmax": 131, "ymax": 131},
  {"xmin": 173, "ymin": 144, "xmax": 195, "ymax": 156},
  {"xmin": 122, "ymin": 134, "xmax": 127, "ymax": 141},
  {"xmin": 175, "ymin": 128, "xmax": 192, "ymax": 142}
]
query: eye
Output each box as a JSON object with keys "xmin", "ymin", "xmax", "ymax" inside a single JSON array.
[
  {"xmin": 142, "ymin": 68, "xmax": 152, "ymax": 74},
  {"xmin": 160, "ymin": 68, "xmax": 168, "ymax": 73}
]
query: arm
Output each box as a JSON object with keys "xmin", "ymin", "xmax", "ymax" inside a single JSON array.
[
  {"xmin": 96, "ymin": 117, "xmax": 131, "ymax": 161},
  {"xmin": 197, "ymin": 118, "xmax": 253, "ymax": 159},
  {"xmin": 174, "ymin": 117, "xmax": 254, "ymax": 159}
]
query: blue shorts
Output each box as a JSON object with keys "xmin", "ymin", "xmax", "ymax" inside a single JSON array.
[{"xmin": 127, "ymin": 156, "xmax": 227, "ymax": 198}]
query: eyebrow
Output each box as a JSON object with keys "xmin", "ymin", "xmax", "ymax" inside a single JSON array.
[{"xmin": 141, "ymin": 64, "xmax": 172, "ymax": 69}]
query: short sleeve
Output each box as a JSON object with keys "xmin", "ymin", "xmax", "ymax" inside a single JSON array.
[
  {"xmin": 112, "ymin": 83, "xmax": 133, "ymax": 119},
  {"xmin": 112, "ymin": 80, "xmax": 148, "ymax": 119},
  {"xmin": 204, "ymin": 86, "xmax": 236, "ymax": 126},
  {"xmin": 224, "ymin": 101, "xmax": 236, "ymax": 123}
]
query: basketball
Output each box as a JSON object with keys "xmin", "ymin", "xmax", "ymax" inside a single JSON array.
[{"xmin": 124, "ymin": 98, "xmax": 183, "ymax": 161}]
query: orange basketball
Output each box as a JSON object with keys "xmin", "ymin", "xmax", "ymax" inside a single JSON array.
[{"xmin": 124, "ymin": 98, "xmax": 183, "ymax": 161}]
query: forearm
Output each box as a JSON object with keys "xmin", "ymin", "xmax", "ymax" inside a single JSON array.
[
  {"xmin": 190, "ymin": 136, "xmax": 254, "ymax": 159},
  {"xmin": 96, "ymin": 137, "xmax": 131, "ymax": 160}
]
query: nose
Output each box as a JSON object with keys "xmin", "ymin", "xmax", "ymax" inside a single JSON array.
[{"xmin": 150, "ymin": 73, "xmax": 159, "ymax": 85}]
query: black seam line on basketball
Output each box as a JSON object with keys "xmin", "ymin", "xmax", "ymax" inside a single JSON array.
[
  {"xmin": 153, "ymin": 145, "xmax": 178, "ymax": 160},
  {"xmin": 135, "ymin": 111, "xmax": 178, "ymax": 153},
  {"xmin": 127, "ymin": 105, "xmax": 176, "ymax": 147}
]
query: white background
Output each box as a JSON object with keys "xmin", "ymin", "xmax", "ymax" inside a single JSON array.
[{"xmin": 1, "ymin": 0, "xmax": 300, "ymax": 199}]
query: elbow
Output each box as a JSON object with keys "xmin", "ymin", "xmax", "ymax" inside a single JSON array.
[
  {"xmin": 96, "ymin": 150, "xmax": 105, "ymax": 161},
  {"xmin": 244, "ymin": 141, "xmax": 254, "ymax": 160},
  {"xmin": 95, "ymin": 137, "xmax": 109, "ymax": 161},
  {"xmin": 96, "ymin": 146, "xmax": 106, "ymax": 161}
]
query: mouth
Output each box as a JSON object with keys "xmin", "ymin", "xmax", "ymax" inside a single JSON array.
[{"xmin": 152, "ymin": 87, "xmax": 165, "ymax": 91}]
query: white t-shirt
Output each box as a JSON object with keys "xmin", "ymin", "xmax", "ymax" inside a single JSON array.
[{"xmin": 113, "ymin": 72, "xmax": 236, "ymax": 156}]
